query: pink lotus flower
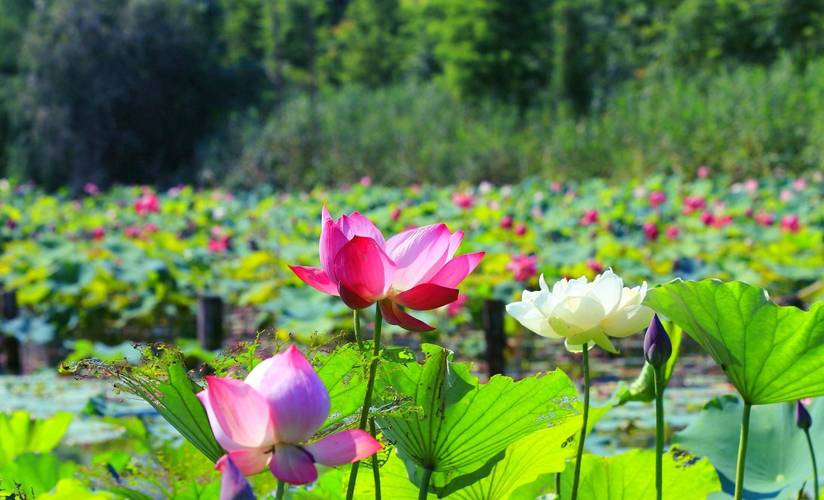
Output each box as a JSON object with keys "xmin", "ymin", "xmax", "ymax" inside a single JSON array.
[
  {"xmin": 780, "ymin": 214, "xmax": 800, "ymax": 233},
  {"xmin": 124, "ymin": 225, "xmax": 142, "ymax": 238},
  {"xmin": 359, "ymin": 176, "xmax": 372, "ymax": 187},
  {"xmin": 665, "ymin": 226, "xmax": 680, "ymax": 240},
  {"xmin": 586, "ymin": 259, "xmax": 605, "ymax": 274},
  {"xmin": 514, "ymin": 223, "xmax": 527, "ymax": 236},
  {"xmin": 289, "ymin": 208, "xmax": 484, "ymax": 331},
  {"xmin": 744, "ymin": 179, "xmax": 759, "ymax": 193},
  {"xmin": 83, "ymin": 183, "xmax": 99, "ymax": 196},
  {"xmin": 218, "ymin": 457, "xmax": 255, "ymax": 500},
  {"xmin": 506, "ymin": 254, "xmax": 538, "ymax": 282},
  {"xmin": 203, "ymin": 345, "xmax": 382, "ymax": 485},
  {"xmin": 683, "ymin": 196, "xmax": 707, "ymax": 215},
  {"xmin": 390, "ymin": 207, "xmax": 402, "ymax": 221},
  {"xmin": 697, "ymin": 165, "xmax": 710, "ymax": 178},
  {"xmin": 642, "ymin": 222, "xmax": 659, "ymax": 241},
  {"xmin": 700, "ymin": 211, "xmax": 715, "ymax": 226},
  {"xmin": 648, "ymin": 191, "xmax": 667, "ymax": 208},
  {"xmin": 447, "ymin": 294, "xmax": 469, "ymax": 317},
  {"xmin": 754, "ymin": 212, "xmax": 775, "ymax": 227},
  {"xmin": 500, "ymin": 215, "xmax": 513, "ymax": 230},
  {"xmin": 780, "ymin": 189, "xmax": 794, "ymax": 202},
  {"xmin": 134, "ymin": 190, "xmax": 159, "ymax": 215},
  {"xmin": 209, "ymin": 227, "xmax": 230, "ymax": 253},
  {"xmin": 453, "ymin": 192, "xmax": 475, "ymax": 209},
  {"xmin": 793, "ymin": 178, "xmax": 807, "ymax": 191},
  {"xmin": 91, "ymin": 227, "xmax": 106, "ymax": 241},
  {"xmin": 580, "ymin": 209, "xmax": 599, "ymax": 226},
  {"xmin": 550, "ymin": 181, "xmax": 563, "ymax": 193}
]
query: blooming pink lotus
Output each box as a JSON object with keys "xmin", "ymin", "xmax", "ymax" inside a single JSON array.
[
  {"xmin": 289, "ymin": 208, "xmax": 484, "ymax": 331},
  {"xmin": 780, "ymin": 214, "xmax": 800, "ymax": 233},
  {"xmin": 500, "ymin": 215, "xmax": 513, "ymax": 230},
  {"xmin": 683, "ymin": 196, "xmax": 707, "ymax": 215},
  {"xmin": 697, "ymin": 165, "xmax": 710, "ymax": 178},
  {"xmin": 648, "ymin": 191, "xmax": 667, "ymax": 208},
  {"xmin": 202, "ymin": 345, "xmax": 382, "ymax": 485},
  {"xmin": 507, "ymin": 254, "xmax": 538, "ymax": 282},
  {"xmin": 665, "ymin": 225, "xmax": 680, "ymax": 240},
  {"xmin": 580, "ymin": 210, "xmax": 599, "ymax": 226},
  {"xmin": 642, "ymin": 222, "xmax": 659, "ymax": 241},
  {"xmin": 134, "ymin": 190, "xmax": 159, "ymax": 215},
  {"xmin": 453, "ymin": 192, "xmax": 475, "ymax": 209},
  {"xmin": 754, "ymin": 212, "xmax": 775, "ymax": 227},
  {"xmin": 513, "ymin": 223, "xmax": 528, "ymax": 236}
]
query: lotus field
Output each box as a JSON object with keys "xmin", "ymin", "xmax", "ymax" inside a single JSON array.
[{"xmin": 0, "ymin": 171, "xmax": 823, "ymax": 499}]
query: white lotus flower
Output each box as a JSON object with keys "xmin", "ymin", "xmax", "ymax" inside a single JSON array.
[{"xmin": 506, "ymin": 269, "xmax": 654, "ymax": 353}]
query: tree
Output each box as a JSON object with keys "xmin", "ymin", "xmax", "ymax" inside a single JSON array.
[{"xmin": 336, "ymin": 0, "xmax": 407, "ymax": 86}]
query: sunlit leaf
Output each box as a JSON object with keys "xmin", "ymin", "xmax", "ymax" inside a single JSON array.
[{"xmin": 645, "ymin": 279, "xmax": 824, "ymax": 404}]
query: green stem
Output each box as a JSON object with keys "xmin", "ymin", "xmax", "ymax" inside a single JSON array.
[
  {"xmin": 555, "ymin": 471, "xmax": 562, "ymax": 499},
  {"xmin": 346, "ymin": 304, "xmax": 384, "ymax": 500},
  {"xmin": 353, "ymin": 309, "xmax": 364, "ymax": 350},
  {"xmin": 275, "ymin": 480, "xmax": 285, "ymax": 500},
  {"xmin": 419, "ymin": 468, "xmax": 433, "ymax": 500},
  {"xmin": 570, "ymin": 343, "xmax": 590, "ymax": 500},
  {"xmin": 805, "ymin": 428, "xmax": 819, "ymax": 500},
  {"xmin": 734, "ymin": 402, "xmax": 752, "ymax": 500},
  {"xmin": 371, "ymin": 417, "xmax": 382, "ymax": 500},
  {"xmin": 653, "ymin": 364, "xmax": 665, "ymax": 500}
]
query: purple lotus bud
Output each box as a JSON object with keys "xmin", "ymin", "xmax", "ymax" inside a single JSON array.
[
  {"xmin": 643, "ymin": 314, "xmax": 672, "ymax": 368},
  {"xmin": 796, "ymin": 401, "xmax": 812, "ymax": 431}
]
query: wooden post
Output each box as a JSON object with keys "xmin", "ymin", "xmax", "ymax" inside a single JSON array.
[
  {"xmin": 197, "ymin": 295, "xmax": 224, "ymax": 350},
  {"xmin": 2, "ymin": 290, "xmax": 21, "ymax": 374},
  {"xmin": 483, "ymin": 299, "xmax": 506, "ymax": 377}
]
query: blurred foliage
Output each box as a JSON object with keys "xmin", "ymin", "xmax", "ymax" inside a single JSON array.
[{"xmin": 0, "ymin": 0, "xmax": 822, "ymax": 186}]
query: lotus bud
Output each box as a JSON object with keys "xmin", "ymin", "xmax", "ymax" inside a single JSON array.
[
  {"xmin": 643, "ymin": 314, "xmax": 672, "ymax": 368},
  {"xmin": 796, "ymin": 401, "xmax": 812, "ymax": 431}
]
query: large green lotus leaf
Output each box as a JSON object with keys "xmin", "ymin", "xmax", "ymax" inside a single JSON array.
[
  {"xmin": 0, "ymin": 452, "xmax": 76, "ymax": 496},
  {"xmin": 559, "ymin": 449, "xmax": 721, "ymax": 499},
  {"xmin": 676, "ymin": 396, "xmax": 824, "ymax": 495},
  {"xmin": 116, "ymin": 359, "xmax": 224, "ymax": 463},
  {"xmin": 644, "ymin": 279, "xmax": 824, "ymax": 404},
  {"xmin": 313, "ymin": 344, "xmax": 367, "ymax": 433},
  {"xmin": 378, "ymin": 344, "xmax": 577, "ymax": 496},
  {"xmin": 446, "ymin": 414, "xmax": 581, "ymax": 499}
]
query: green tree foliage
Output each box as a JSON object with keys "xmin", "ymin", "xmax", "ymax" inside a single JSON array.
[
  {"xmin": 335, "ymin": 0, "xmax": 407, "ymax": 86},
  {"xmin": 11, "ymin": 0, "xmax": 227, "ymax": 189},
  {"xmin": 0, "ymin": 0, "xmax": 34, "ymax": 175}
]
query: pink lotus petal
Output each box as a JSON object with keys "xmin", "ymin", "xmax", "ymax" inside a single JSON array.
[
  {"xmin": 394, "ymin": 283, "xmax": 459, "ymax": 310},
  {"xmin": 219, "ymin": 449, "xmax": 272, "ymax": 476},
  {"xmin": 200, "ymin": 377, "xmax": 275, "ymax": 449},
  {"xmin": 270, "ymin": 445, "xmax": 318, "ymax": 485},
  {"xmin": 244, "ymin": 345, "xmax": 330, "ymax": 444},
  {"xmin": 380, "ymin": 300, "xmax": 434, "ymax": 332},
  {"xmin": 428, "ymin": 252, "xmax": 485, "ymax": 288},
  {"xmin": 198, "ymin": 389, "xmax": 242, "ymax": 451},
  {"xmin": 338, "ymin": 282, "xmax": 375, "ymax": 310},
  {"xmin": 288, "ymin": 266, "xmax": 339, "ymax": 296},
  {"xmin": 319, "ymin": 218, "xmax": 348, "ymax": 281},
  {"xmin": 333, "ymin": 236, "xmax": 394, "ymax": 304},
  {"xmin": 386, "ymin": 224, "xmax": 452, "ymax": 290},
  {"xmin": 216, "ymin": 455, "xmax": 256, "ymax": 500},
  {"xmin": 304, "ymin": 429, "xmax": 382, "ymax": 466},
  {"xmin": 446, "ymin": 230, "xmax": 464, "ymax": 260},
  {"xmin": 338, "ymin": 212, "xmax": 385, "ymax": 246}
]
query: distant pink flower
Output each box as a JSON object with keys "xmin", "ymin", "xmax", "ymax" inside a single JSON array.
[
  {"xmin": 289, "ymin": 208, "xmax": 484, "ymax": 332},
  {"xmin": 754, "ymin": 212, "xmax": 775, "ymax": 227},
  {"xmin": 500, "ymin": 215, "xmax": 513, "ymax": 230},
  {"xmin": 359, "ymin": 176, "xmax": 372, "ymax": 187},
  {"xmin": 143, "ymin": 223, "xmax": 158, "ymax": 234},
  {"xmin": 743, "ymin": 179, "xmax": 759, "ymax": 193},
  {"xmin": 134, "ymin": 190, "xmax": 159, "ymax": 215},
  {"xmin": 209, "ymin": 237, "xmax": 230, "ymax": 253},
  {"xmin": 648, "ymin": 191, "xmax": 667, "ymax": 208},
  {"xmin": 124, "ymin": 225, "xmax": 142, "ymax": 238},
  {"xmin": 665, "ymin": 226, "xmax": 680, "ymax": 239},
  {"xmin": 712, "ymin": 214, "xmax": 733, "ymax": 228},
  {"xmin": 780, "ymin": 189, "xmax": 793, "ymax": 202},
  {"xmin": 700, "ymin": 211, "xmax": 715, "ymax": 226},
  {"xmin": 586, "ymin": 259, "xmax": 605, "ymax": 274},
  {"xmin": 453, "ymin": 192, "xmax": 475, "ymax": 209},
  {"xmin": 83, "ymin": 183, "xmax": 99, "ymax": 195},
  {"xmin": 780, "ymin": 215, "xmax": 800, "ymax": 233},
  {"xmin": 447, "ymin": 294, "xmax": 469, "ymax": 317},
  {"xmin": 793, "ymin": 178, "xmax": 807, "ymax": 191},
  {"xmin": 507, "ymin": 254, "xmax": 538, "ymax": 282},
  {"xmin": 580, "ymin": 209, "xmax": 599, "ymax": 226},
  {"xmin": 550, "ymin": 181, "xmax": 563, "ymax": 193},
  {"xmin": 697, "ymin": 166, "xmax": 710, "ymax": 178},
  {"xmin": 514, "ymin": 223, "xmax": 527, "ymax": 236},
  {"xmin": 91, "ymin": 227, "xmax": 106, "ymax": 241},
  {"xmin": 390, "ymin": 207, "xmax": 402, "ymax": 221},
  {"xmin": 683, "ymin": 196, "xmax": 707, "ymax": 215},
  {"xmin": 202, "ymin": 345, "xmax": 382, "ymax": 485},
  {"xmin": 643, "ymin": 222, "xmax": 659, "ymax": 241}
]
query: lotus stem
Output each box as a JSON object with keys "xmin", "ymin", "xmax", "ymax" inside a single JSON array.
[
  {"xmin": 419, "ymin": 467, "xmax": 433, "ymax": 500},
  {"xmin": 804, "ymin": 428, "xmax": 819, "ymax": 500},
  {"xmin": 571, "ymin": 342, "xmax": 590, "ymax": 500},
  {"xmin": 734, "ymin": 402, "xmax": 752, "ymax": 500},
  {"xmin": 353, "ymin": 309, "xmax": 364, "ymax": 350},
  {"xmin": 555, "ymin": 471, "xmax": 562, "ymax": 499},
  {"xmin": 371, "ymin": 417, "xmax": 382, "ymax": 500},
  {"xmin": 346, "ymin": 304, "xmax": 384, "ymax": 500},
  {"xmin": 275, "ymin": 480, "xmax": 285, "ymax": 500},
  {"xmin": 653, "ymin": 364, "xmax": 665, "ymax": 500}
]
